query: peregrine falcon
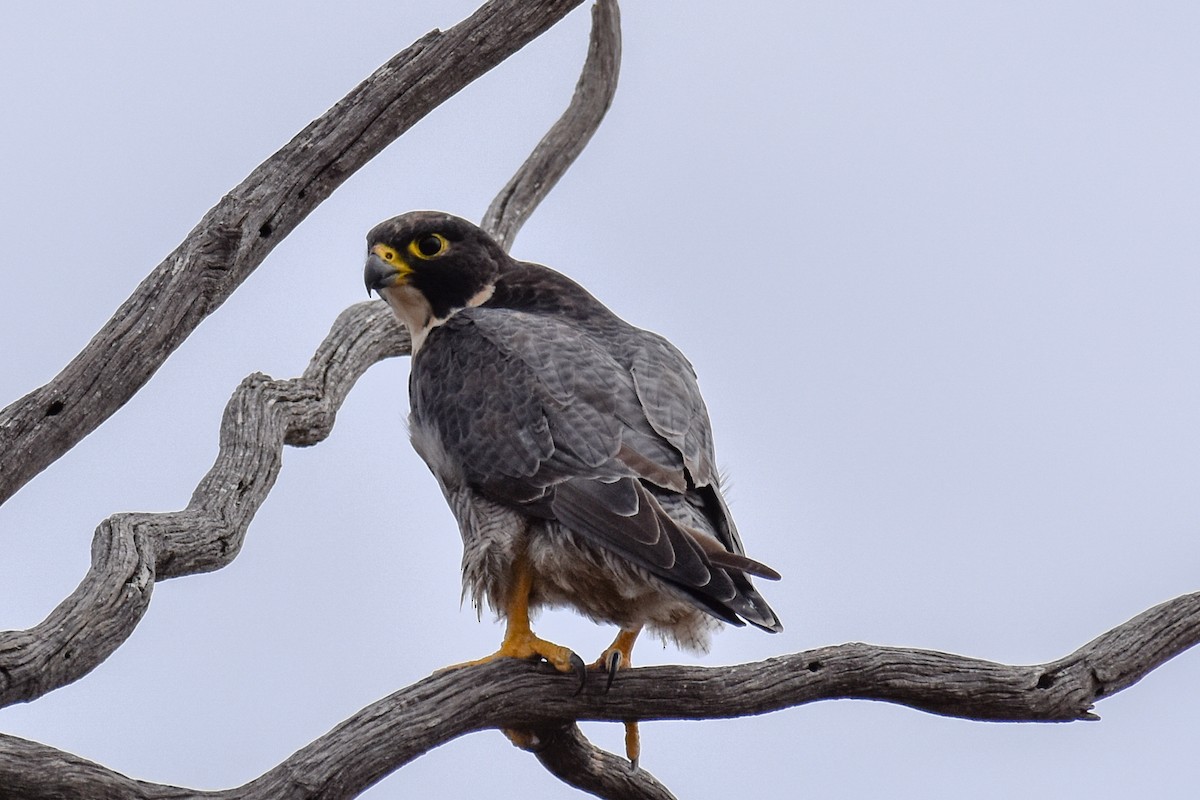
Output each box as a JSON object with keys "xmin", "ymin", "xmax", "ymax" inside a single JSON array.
[{"xmin": 364, "ymin": 211, "xmax": 781, "ymax": 756}]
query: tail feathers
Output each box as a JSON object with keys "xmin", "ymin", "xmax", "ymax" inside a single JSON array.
[
  {"xmin": 727, "ymin": 576, "xmax": 783, "ymax": 633},
  {"xmin": 678, "ymin": 520, "xmax": 784, "ymax": 632},
  {"xmin": 675, "ymin": 561, "xmax": 783, "ymax": 633},
  {"xmin": 707, "ymin": 549, "xmax": 781, "ymax": 581},
  {"xmin": 688, "ymin": 529, "xmax": 784, "ymax": 632},
  {"xmin": 741, "ymin": 594, "xmax": 784, "ymax": 633}
]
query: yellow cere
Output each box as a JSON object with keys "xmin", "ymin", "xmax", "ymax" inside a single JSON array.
[
  {"xmin": 371, "ymin": 243, "xmax": 401, "ymax": 262},
  {"xmin": 371, "ymin": 243, "xmax": 411, "ymax": 276}
]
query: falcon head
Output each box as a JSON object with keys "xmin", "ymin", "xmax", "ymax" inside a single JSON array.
[{"xmin": 365, "ymin": 211, "xmax": 505, "ymax": 351}]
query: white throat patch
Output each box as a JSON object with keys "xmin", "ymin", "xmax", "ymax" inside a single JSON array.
[{"xmin": 380, "ymin": 282, "xmax": 495, "ymax": 356}]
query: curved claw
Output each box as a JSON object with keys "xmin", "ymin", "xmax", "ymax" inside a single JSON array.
[
  {"xmin": 604, "ymin": 648, "xmax": 623, "ymax": 692},
  {"xmin": 571, "ymin": 652, "xmax": 588, "ymax": 695}
]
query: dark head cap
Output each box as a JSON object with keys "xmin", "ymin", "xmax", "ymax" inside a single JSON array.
[{"xmin": 365, "ymin": 211, "xmax": 506, "ymax": 319}]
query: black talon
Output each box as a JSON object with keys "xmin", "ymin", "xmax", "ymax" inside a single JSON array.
[
  {"xmin": 604, "ymin": 649, "xmax": 623, "ymax": 692},
  {"xmin": 570, "ymin": 652, "xmax": 587, "ymax": 695}
]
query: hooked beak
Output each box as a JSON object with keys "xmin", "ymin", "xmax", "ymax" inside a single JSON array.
[{"xmin": 364, "ymin": 252, "xmax": 401, "ymax": 296}]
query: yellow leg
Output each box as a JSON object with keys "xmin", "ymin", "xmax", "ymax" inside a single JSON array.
[
  {"xmin": 457, "ymin": 550, "xmax": 583, "ymax": 678},
  {"xmin": 594, "ymin": 627, "xmax": 643, "ymax": 769},
  {"xmin": 444, "ymin": 550, "xmax": 585, "ymax": 753},
  {"xmin": 624, "ymin": 721, "xmax": 641, "ymax": 771}
]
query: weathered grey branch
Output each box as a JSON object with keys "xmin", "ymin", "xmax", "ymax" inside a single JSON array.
[
  {"xmin": 1, "ymin": 591, "xmax": 1197, "ymax": 799},
  {"xmin": 482, "ymin": 0, "xmax": 622, "ymax": 251},
  {"xmin": 0, "ymin": 303, "xmax": 410, "ymax": 709},
  {"xmin": 0, "ymin": 0, "xmax": 586, "ymax": 508},
  {"xmin": 530, "ymin": 724, "xmax": 678, "ymax": 800}
]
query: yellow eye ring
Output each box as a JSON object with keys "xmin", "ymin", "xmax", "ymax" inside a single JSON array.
[{"xmin": 409, "ymin": 232, "xmax": 448, "ymax": 260}]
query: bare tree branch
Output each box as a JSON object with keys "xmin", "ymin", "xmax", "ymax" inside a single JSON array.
[
  {"xmin": 0, "ymin": 303, "xmax": 409, "ymax": 709},
  {"xmin": 530, "ymin": 724, "xmax": 677, "ymax": 800},
  {"xmin": 2, "ymin": 591, "xmax": 1197, "ymax": 799},
  {"xmin": 482, "ymin": 0, "xmax": 622, "ymax": 251},
  {"xmin": 0, "ymin": 0, "xmax": 585, "ymax": 508}
]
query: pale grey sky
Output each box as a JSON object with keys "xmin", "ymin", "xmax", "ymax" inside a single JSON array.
[{"xmin": 2, "ymin": 2, "xmax": 1198, "ymax": 797}]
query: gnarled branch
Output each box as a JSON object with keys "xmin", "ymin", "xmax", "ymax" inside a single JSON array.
[
  {"xmin": 530, "ymin": 724, "xmax": 677, "ymax": 800},
  {"xmin": 1, "ymin": 591, "xmax": 1197, "ymax": 799},
  {"xmin": 0, "ymin": 301, "xmax": 409, "ymax": 708}
]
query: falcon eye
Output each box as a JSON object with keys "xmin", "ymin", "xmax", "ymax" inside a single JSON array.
[{"xmin": 410, "ymin": 232, "xmax": 448, "ymax": 260}]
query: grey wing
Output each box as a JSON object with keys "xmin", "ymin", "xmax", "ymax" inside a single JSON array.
[
  {"xmin": 410, "ymin": 310, "xmax": 631, "ymax": 500},
  {"xmin": 625, "ymin": 329, "xmax": 763, "ymax": 562},
  {"xmin": 411, "ymin": 309, "xmax": 780, "ymax": 630},
  {"xmin": 627, "ymin": 330, "xmax": 718, "ymax": 483}
]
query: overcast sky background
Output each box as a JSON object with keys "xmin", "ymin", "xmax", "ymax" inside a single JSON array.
[{"xmin": 2, "ymin": 2, "xmax": 1199, "ymax": 797}]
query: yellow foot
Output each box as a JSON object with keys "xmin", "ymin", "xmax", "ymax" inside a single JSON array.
[
  {"xmin": 473, "ymin": 629, "xmax": 583, "ymax": 673},
  {"xmin": 474, "ymin": 632, "xmax": 585, "ymax": 757},
  {"xmin": 449, "ymin": 630, "xmax": 587, "ymax": 691}
]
